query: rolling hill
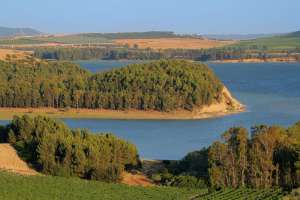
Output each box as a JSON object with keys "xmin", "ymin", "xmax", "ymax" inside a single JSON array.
[
  {"xmin": 233, "ymin": 31, "xmax": 300, "ymax": 50},
  {"xmin": 0, "ymin": 26, "xmax": 42, "ymax": 37}
]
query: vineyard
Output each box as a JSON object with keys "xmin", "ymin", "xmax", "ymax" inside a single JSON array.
[
  {"xmin": 0, "ymin": 171, "xmax": 206, "ymax": 200},
  {"xmin": 194, "ymin": 188, "xmax": 284, "ymax": 200}
]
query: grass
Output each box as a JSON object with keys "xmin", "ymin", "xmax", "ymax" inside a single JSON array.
[
  {"xmin": 0, "ymin": 171, "xmax": 206, "ymax": 200},
  {"xmin": 232, "ymin": 34, "xmax": 300, "ymax": 50},
  {"xmin": 0, "ymin": 171, "xmax": 286, "ymax": 200},
  {"xmin": 0, "ymin": 35, "xmax": 112, "ymax": 45},
  {"xmin": 194, "ymin": 187, "xmax": 283, "ymax": 200}
]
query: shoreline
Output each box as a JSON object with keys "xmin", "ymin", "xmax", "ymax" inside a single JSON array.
[
  {"xmin": 0, "ymin": 106, "xmax": 245, "ymax": 121},
  {"xmin": 0, "ymin": 87, "xmax": 245, "ymax": 121},
  {"xmin": 212, "ymin": 57, "xmax": 299, "ymax": 63}
]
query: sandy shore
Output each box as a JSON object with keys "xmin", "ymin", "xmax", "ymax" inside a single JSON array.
[
  {"xmin": 0, "ymin": 107, "xmax": 244, "ymax": 120},
  {"xmin": 0, "ymin": 88, "xmax": 245, "ymax": 120}
]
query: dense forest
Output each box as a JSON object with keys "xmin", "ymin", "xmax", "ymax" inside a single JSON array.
[
  {"xmin": 0, "ymin": 59, "xmax": 224, "ymax": 111},
  {"xmin": 0, "ymin": 115, "xmax": 139, "ymax": 182},
  {"xmin": 31, "ymin": 46, "xmax": 300, "ymax": 61},
  {"xmin": 163, "ymin": 122, "xmax": 300, "ymax": 190}
]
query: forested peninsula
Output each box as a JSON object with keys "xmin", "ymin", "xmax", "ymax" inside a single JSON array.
[{"xmin": 0, "ymin": 59, "xmax": 244, "ymax": 119}]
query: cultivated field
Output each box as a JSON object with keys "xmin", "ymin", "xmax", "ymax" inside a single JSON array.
[
  {"xmin": 0, "ymin": 49, "xmax": 32, "ymax": 60},
  {"xmin": 0, "ymin": 171, "xmax": 205, "ymax": 200},
  {"xmin": 114, "ymin": 37, "xmax": 236, "ymax": 49},
  {"xmin": 0, "ymin": 170, "xmax": 285, "ymax": 200}
]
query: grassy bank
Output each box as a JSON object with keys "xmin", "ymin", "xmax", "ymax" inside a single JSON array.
[{"xmin": 0, "ymin": 171, "xmax": 205, "ymax": 200}]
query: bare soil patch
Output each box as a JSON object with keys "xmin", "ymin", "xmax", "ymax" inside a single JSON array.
[
  {"xmin": 0, "ymin": 144, "xmax": 38, "ymax": 175},
  {"xmin": 121, "ymin": 172, "xmax": 154, "ymax": 187},
  {"xmin": 0, "ymin": 49, "xmax": 32, "ymax": 60}
]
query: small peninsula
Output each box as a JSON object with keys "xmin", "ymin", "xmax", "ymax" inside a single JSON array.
[{"xmin": 0, "ymin": 59, "xmax": 244, "ymax": 120}]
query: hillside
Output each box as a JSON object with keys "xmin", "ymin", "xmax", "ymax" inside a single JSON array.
[
  {"xmin": 0, "ymin": 171, "xmax": 204, "ymax": 200},
  {"xmin": 0, "ymin": 171, "xmax": 286, "ymax": 200},
  {"xmin": 0, "ymin": 26, "xmax": 42, "ymax": 37},
  {"xmin": 0, "ymin": 31, "xmax": 235, "ymax": 49},
  {"xmin": 233, "ymin": 31, "xmax": 300, "ymax": 50},
  {"xmin": 0, "ymin": 31, "xmax": 176, "ymax": 45},
  {"xmin": 203, "ymin": 33, "xmax": 279, "ymax": 40},
  {"xmin": 0, "ymin": 59, "xmax": 243, "ymax": 119}
]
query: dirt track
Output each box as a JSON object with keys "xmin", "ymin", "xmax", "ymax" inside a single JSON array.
[{"xmin": 0, "ymin": 144, "xmax": 38, "ymax": 175}]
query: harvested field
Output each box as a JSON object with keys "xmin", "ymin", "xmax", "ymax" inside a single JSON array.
[
  {"xmin": 114, "ymin": 37, "xmax": 236, "ymax": 49},
  {"xmin": 0, "ymin": 49, "xmax": 32, "ymax": 60}
]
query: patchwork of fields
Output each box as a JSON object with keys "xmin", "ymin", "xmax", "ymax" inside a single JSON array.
[{"xmin": 114, "ymin": 38, "xmax": 236, "ymax": 49}]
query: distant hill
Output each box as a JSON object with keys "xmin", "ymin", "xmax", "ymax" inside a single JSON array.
[
  {"xmin": 203, "ymin": 33, "xmax": 280, "ymax": 40},
  {"xmin": 80, "ymin": 31, "xmax": 179, "ymax": 39},
  {"xmin": 0, "ymin": 26, "xmax": 42, "ymax": 37},
  {"xmin": 231, "ymin": 31, "xmax": 300, "ymax": 50},
  {"xmin": 0, "ymin": 31, "xmax": 178, "ymax": 45},
  {"xmin": 287, "ymin": 31, "xmax": 300, "ymax": 37}
]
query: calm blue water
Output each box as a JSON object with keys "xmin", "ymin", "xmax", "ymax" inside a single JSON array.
[{"xmin": 1, "ymin": 61, "xmax": 300, "ymax": 160}]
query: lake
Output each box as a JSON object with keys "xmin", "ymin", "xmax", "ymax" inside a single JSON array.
[{"xmin": 2, "ymin": 60, "xmax": 300, "ymax": 160}]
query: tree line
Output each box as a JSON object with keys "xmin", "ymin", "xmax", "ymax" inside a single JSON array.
[
  {"xmin": 0, "ymin": 59, "xmax": 223, "ymax": 111},
  {"xmin": 0, "ymin": 115, "xmax": 139, "ymax": 182},
  {"xmin": 171, "ymin": 122, "xmax": 300, "ymax": 190},
  {"xmin": 29, "ymin": 46, "xmax": 300, "ymax": 61}
]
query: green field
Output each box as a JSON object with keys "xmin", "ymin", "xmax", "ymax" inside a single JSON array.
[
  {"xmin": 0, "ymin": 35, "xmax": 112, "ymax": 45},
  {"xmin": 232, "ymin": 32, "xmax": 300, "ymax": 50},
  {"xmin": 0, "ymin": 171, "xmax": 205, "ymax": 200},
  {"xmin": 196, "ymin": 188, "xmax": 283, "ymax": 200},
  {"xmin": 0, "ymin": 171, "xmax": 286, "ymax": 200}
]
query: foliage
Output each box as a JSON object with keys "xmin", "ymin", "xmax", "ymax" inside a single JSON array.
[
  {"xmin": 283, "ymin": 188, "xmax": 300, "ymax": 200},
  {"xmin": 0, "ymin": 59, "xmax": 224, "ymax": 112},
  {"xmin": 169, "ymin": 148, "xmax": 209, "ymax": 179},
  {"xmin": 208, "ymin": 125, "xmax": 300, "ymax": 189},
  {"xmin": 194, "ymin": 188, "xmax": 283, "ymax": 200},
  {"xmin": 33, "ymin": 47, "xmax": 164, "ymax": 60},
  {"xmin": 0, "ymin": 171, "xmax": 205, "ymax": 200},
  {"xmin": 177, "ymin": 122, "xmax": 300, "ymax": 190},
  {"xmin": 1, "ymin": 115, "xmax": 139, "ymax": 182},
  {"xmin": 151, "ymin": 172, "xmax": 207, "ymax": 189}
]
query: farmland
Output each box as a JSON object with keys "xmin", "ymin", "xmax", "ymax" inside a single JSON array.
[
  {"xmin": 231, "ymin": 31, "xmax": 300, "ymax": 50},
  {"xmin": 0, "ymin": 171, "xmax": 286, "ymax": 200},
  {"xmin": 114, "ymin": 38, "xmax": 236, "ymax": 49},
  {"xmin": 0, "ymin": 171, "xmax": 205, "ymax": 200},
  {"xmin": 0, "ymin": 48, "xmax": 32, "ymax": 60}
]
